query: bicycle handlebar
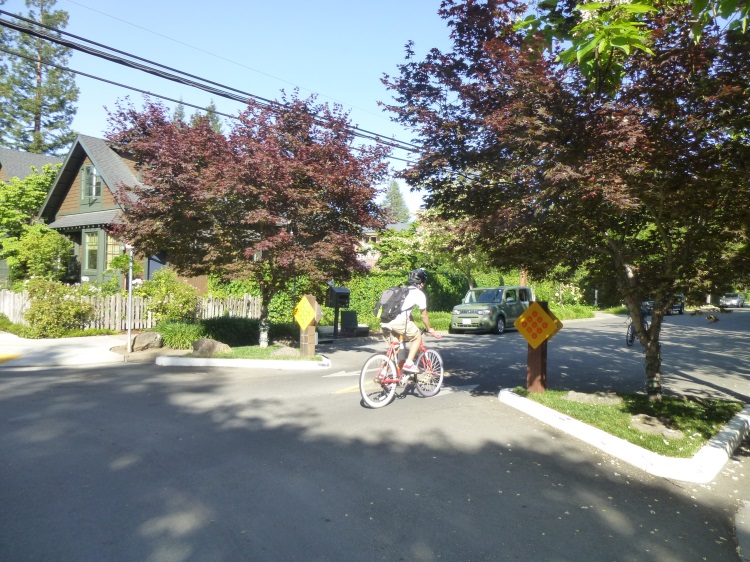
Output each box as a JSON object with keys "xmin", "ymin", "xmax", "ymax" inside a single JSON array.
[{"xmin": 421, "ymin": 328, "xmax": 442, "ymax": 339}]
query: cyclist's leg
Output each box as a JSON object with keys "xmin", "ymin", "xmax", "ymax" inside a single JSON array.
[{"xmin": 402, "ymin": 320, "xmax": 422, "ymax": 363}]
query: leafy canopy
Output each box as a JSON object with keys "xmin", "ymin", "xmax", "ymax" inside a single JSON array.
[
  {"xmin": 384, "ymin": 0, "xmax": 750, "ymax": 397},
  {"xmin": 107, "ymin": 93, "xmax": 389, "ymax": 322}
]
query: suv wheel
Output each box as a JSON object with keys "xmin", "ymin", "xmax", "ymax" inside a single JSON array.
[{"xmin": 492, "ymin": 316, "xmax": 506, "ymax": 335}]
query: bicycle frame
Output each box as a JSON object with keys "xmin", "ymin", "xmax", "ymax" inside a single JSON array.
[{"xmin": 380, "ymin": 335, "xmax": 428, "ymax": 384}]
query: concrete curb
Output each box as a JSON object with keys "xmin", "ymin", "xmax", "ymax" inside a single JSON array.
[
  {"xmin": 498, "ymin": 389, "xmax": 750, "ymax": 484},
  {"xmin": 155, "ymin": 355, "xmax": 332, "ymax": 370}
]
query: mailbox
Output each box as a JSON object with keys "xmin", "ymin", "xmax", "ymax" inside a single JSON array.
[{"xmin": 326, "ymin": 285, "xmax": 350, "ymax": 308}]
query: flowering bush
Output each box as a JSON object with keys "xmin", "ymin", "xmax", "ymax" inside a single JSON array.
[
  {"xmin": 22, "ymin": 278, "xmax": 94, "ymax": 338},
  {"xmin": 135, "ymin": 268, "xmax": 198, "ymax": 322}
]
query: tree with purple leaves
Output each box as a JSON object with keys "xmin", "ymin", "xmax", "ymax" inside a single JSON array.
[
  {"xmin": 107, "ymin": 93, "xmax": 389, "ymax": 346},
  {"xmin": 384, "ymin": 0, "xmax": 750, "ymax": 398}
]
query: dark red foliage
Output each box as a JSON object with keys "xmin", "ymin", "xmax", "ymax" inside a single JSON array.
[
  {"xmin": 107, "ymin": 94, "xmax": 389, "ymax": 318},
  {"xmin": 384, "ymin": 0, "xmax": 750, "ymax": 395}
]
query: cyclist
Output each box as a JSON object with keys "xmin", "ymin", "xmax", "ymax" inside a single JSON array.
[{"xmin": 380, "ymin": 268, "xmax": 440, "ymax": 376}]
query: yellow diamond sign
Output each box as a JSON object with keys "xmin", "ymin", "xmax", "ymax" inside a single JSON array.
[
  {"xmin": 514, "ymin": 302, "xmax": 563, "ymax": 349},
  {"xmin": 294, "ymin": 295, "xmax": 317, "ymax": 330}
]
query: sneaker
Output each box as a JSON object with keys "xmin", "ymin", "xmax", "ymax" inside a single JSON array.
[{"xmin": 401, "ymin": 361, "xmax": 419, "ymax": 374}]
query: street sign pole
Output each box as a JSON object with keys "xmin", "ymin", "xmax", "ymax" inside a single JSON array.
[
  {"xmin": 294, "ymin": 295, "xmax": 323, "ymax": 358},
  {"xmin": 514, "ymin": 301, "xmax": 562, "ymax": 393}
]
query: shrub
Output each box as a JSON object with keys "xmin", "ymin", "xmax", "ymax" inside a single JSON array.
[
  {"xmin": 22, "ymin": 278, "xmax": 93, "ymax": 338},
  {"xmin": 135, "ymin": 268, "xmax": 199, "ymax": 322},
  {"xmin": 0, "ymin": 313, "xmax": 11, "ymax": 332},
  {"xmin": 201, "ymin": 316, "xmax": 259, "ymax": 347},
  {"xmin": 154, "ymin": 321, "xmax": 206, "ymax": 349}
]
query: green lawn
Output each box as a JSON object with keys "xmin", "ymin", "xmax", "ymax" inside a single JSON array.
[
  {"xmin": 199, "ymin": 345, "xmax": 322, "ymax": 361},
  {"xmin": 514, "ymin": 388, "xmax": 743, "ymax": 458}
]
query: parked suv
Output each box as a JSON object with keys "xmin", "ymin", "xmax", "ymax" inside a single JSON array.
[
  {"xmin": 719, "ymin": 293, "xmax": 745, "ymax": 308},
  {"xmin": 450, "ymin": 286, "xmax": 533, "ymax": 334}
]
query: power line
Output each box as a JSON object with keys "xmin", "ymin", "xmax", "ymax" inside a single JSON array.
[
  {"xmin": 0, "ymin": 42, "xmax": 423, "ymax": 166},
  {"xmin": 0, "ymin": 10, "xmax": 422, "ymax": 155}
]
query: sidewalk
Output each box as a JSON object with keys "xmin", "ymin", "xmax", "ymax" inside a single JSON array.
[{"xmin": 0, "ymin": 332, "xmax": 129, "ymax": 367}]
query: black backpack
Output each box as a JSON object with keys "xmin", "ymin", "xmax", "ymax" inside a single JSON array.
[{"xmin": 373, "ymin": 285, "xmax": 411, "ymax": 323}]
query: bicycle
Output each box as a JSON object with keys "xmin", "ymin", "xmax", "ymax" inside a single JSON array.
[
  {"xmin": 626, "ymin": 316, "xmax": 650, "ymax": 347},
  {"xmin": 359, "ymin": 329, "xmax": 444, "ymax": 409}
]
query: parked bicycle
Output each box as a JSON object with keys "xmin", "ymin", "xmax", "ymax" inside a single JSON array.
[
  {"xmin": 626, "ymin": 315, "xmax": 650, "ymax": 347},
  {"xmin": 359, "ymin": 329, "xmax": 444, "ymax": 409}
]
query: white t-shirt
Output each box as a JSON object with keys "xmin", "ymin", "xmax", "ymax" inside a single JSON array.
[{"xmin": 391, "ymin": 286, "xmax": 427, "ymax": 325}]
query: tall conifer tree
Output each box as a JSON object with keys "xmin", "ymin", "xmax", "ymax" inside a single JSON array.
[
  {"xmin": 382, "ymin": 179, "xmax": 410, "ymax": 223},
  {"xmin": 0, "ymin": 0, "xmax": 79, "ymax": 154}
]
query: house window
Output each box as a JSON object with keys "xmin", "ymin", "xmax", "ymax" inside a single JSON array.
[
  {"xmin": 81, "ymin": 165, "xmax": 102, "ymax": 198},
  {"xmin": 84, "ymin": 232, "xmax": 99, "ymax": 270},
  {"xmin": 106, "ymin": 236, "xmax": 124, "ymax": 269}
]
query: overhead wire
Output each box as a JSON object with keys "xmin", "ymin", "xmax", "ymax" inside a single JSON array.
[{"xmin": 0, "ymin": 9, "xmax": 422, "ymax": 155}]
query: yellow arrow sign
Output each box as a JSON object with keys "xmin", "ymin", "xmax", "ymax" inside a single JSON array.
[{"xmin": 514, "ymin": 302, "xmax": 563, "ymax": 349}]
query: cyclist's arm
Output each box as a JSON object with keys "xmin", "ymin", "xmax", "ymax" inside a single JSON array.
[{"xmin": 419, "ymin": 308, "xmax": 439, "ymax": 336}]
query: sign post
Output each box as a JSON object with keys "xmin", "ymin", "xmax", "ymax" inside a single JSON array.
[
  {"xmin": 514, "ymin": 301, "xmax": 563, "ymax": 392},
  {"xmin": 294, "ymin": 295, "xmax": 324, "ymax": 357}
]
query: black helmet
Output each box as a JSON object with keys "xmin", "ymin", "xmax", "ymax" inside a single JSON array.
[{"xmin": 408, "ymin": 268, "xmax": 428, "ymax": 286}]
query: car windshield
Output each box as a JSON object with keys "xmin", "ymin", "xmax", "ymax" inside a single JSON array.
[
  {"xmin": 724, "ymin": 293, "xmax": 739, "ymax": 298},
  {"xmin": 463, "ymin": 289, "xmax": 499, "ymax": 304}
]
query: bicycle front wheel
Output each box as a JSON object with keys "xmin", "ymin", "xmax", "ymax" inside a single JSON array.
[
  {"xmin": 414, "ymin": 349, "xmax": 444, "ymax": 397},
  {"xmin": 626, "ymin": 324, "xmax": 635, "ymax": 347},
  {"xmin": 360, "ymin": 354, "xmax": 398, "ymax": 408}
]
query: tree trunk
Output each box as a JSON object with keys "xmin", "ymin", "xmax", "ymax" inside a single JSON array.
[{"xmin": 259, "ymin": 288, "xmax": 270, "ymax": 349}]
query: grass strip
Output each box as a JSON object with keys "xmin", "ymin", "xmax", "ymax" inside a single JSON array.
[
  {"xmin": 514, "ymin": 388, "xmax": 743, "ymax": 458},
  {"xmin": 199, "ymin": 345, "xmax": 321, "ymax": 361}
]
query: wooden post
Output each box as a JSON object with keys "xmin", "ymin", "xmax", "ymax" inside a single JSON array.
[
  {"xmin": 300, "ymin": 325, "xmax": 316, "ymax": 357},
  {"xmin": 526, "ymin": 301, "xmax": 548, "ymax": 392}
]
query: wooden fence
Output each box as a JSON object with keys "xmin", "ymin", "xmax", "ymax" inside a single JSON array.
[{"xmin": 0, "ymin": 290, "xmax": 262, "ymax": 331}]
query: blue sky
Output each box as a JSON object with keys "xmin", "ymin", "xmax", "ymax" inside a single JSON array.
[{"xmin": 3, "ymin": 0, "xmax": 454, "ymax": 214}]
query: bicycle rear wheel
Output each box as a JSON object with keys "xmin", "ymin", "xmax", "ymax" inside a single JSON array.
[
  {"xmin": 360, "ymin": 354, "xmax": 398, "ymax": 408},
  {"xmin": 626, "ymin": 323, "xmax": 636, "ymax": 347},
  {"xmin": 414, "ymin": 349, "xmax": 444, "ymax": 397}
]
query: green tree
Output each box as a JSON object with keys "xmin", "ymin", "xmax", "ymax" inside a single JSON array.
[
  {"xmin": 190, "ymin": 99, "xmax": 223, "ymax": 134},
  {"xmin": 416, "ymin": 209, "xmax": 492, "ymax": 289},
  {"xmin": 173, "ymin": 99, "xmax": 187, "ymax": 123},
  {"xmin": 371, "ymin": 223, "xmax": 423, "ymax": 271},
  {"xmin": 0, "ymin": 162, "xmax": 59, "ymax": 238},
  {"xmin": 0, "ymin": 0, "xmax": 79, "ymax": 154},
  {"xmin": 1, "ymin": 222, "xmax": 72, "ymax": 280},
  {"xmin": 384, "ymin": 0, "xmax": 750, "ymax": 399},
  {"xmin": 382, "ymin": 179, "xmax": 410, "ymax": 223}
]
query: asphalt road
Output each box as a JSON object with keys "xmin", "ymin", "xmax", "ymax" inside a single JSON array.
[{"xmin": 1, "ymin": 310, "xmax": 748, "ymax": 561}]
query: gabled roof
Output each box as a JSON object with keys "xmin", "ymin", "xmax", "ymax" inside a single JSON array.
[
  {"xmin": 0, "ymin": 147, "xmax": 63, "ymax": 182},
  {"xmin": 38, "ymin": 134, "xmax": 138, "ymax": 223}
]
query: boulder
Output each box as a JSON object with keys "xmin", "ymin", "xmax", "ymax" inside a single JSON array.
[
  {"xmin": 192, "ymin": 338, "xmax": 231, "ymax": 356},
  {"xmin": 271, "ymin": 346, "xmax": 300, "ymax": 358},
  {"xmin": 131, "ymin": 331, "xmax": 163, "ymax": 352}
]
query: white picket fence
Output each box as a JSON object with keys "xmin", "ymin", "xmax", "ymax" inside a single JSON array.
[{"xmin": 0, "ymin": 290, "xmax": 262, "ymax": 331}]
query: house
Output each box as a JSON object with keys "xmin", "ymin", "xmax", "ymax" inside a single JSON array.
[
  {"xmin": 0, "ymin": 147, "xmax": 64, "ymax": 281},
  {"xmin": 37, "ymin": 135, "xmax": 206, "ymax": 291},
  {"xmin": 0, "ymin": 147, "xmax": 63, "ymax": 183}
]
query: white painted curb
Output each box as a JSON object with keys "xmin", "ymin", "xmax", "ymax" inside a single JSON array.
[
  {"xmin": 155, "ymin": 355, "xmax": 331, "ymax": 370},
  {"xmin": 498, "ymin": 389, "xmax": 750, "ymax": 484}
]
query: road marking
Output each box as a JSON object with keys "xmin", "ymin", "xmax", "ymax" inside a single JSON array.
[
  {"xmin": 0, "ymin": 354, "xmax": 21, "ymax": 364},
  {"xmin": 323, "ymin": 370, "xmax": 359, "ymax": 378}
]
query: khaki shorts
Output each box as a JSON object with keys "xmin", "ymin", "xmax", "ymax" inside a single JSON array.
[{"xmin": 381, "ymin": 318, "xmax": 421, "ymax": 341}]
